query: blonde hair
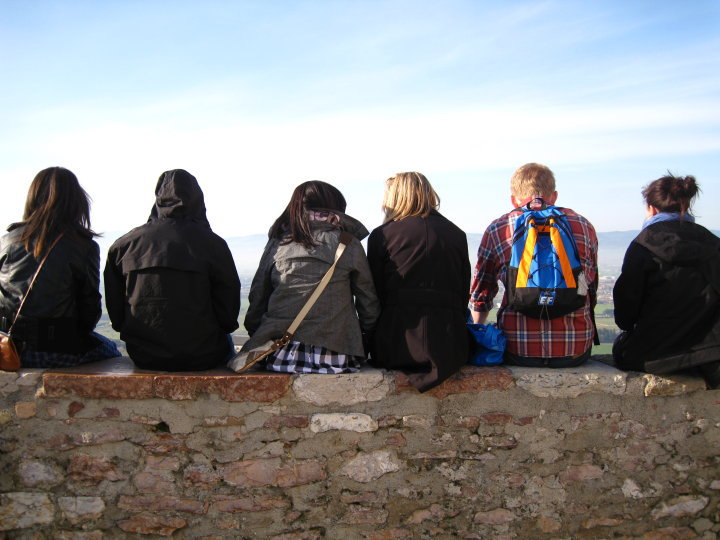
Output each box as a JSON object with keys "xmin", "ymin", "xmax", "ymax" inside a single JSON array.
[
  {"xmin": 382, "ymin": 172, "xmax": 440, "ymax": 223},
  {"xmin": 510, "ymin": 163, "xmax": 556, "ymax": 201}
]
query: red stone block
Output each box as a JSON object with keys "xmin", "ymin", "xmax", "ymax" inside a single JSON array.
[
  {"xmin": 133, "ymin": 472, "xmax": 175, "ymax": 494},
  {"xmin": 145, "ymin": 456, "xmax": 180, "ymax": 471},
  {"xmin": 558, "ymin": 464, "xmax": 603, "ymax": 484},
  {"xmin": 395, "ymin": 366, "xmax": 513, "ymax": 398},
  {"xmin": 45, "ymin": 434, "xmax": 75, "ymax": 451},
  {"xmin": 70, "ymin": 429, "xmax": 124, "ymax": 447},
  {"xmin": 473, "ymin": 508, "xmax": 515, "ymax": 524},
  {"xmin": 140, "ymin": 433, "xmax": 190, "ymax": 454},
  {"xmin": 377, "ymin": 415, "xmax": 400, "ymax": 427},
  {"xmin": 117, "ymin": 514, "xmax": 187, "ymax": 536},
  {"xmin": 385, "ymin": 432, "xmax": 407, "ymax": 447},
  {"xmin": 221, "ymin": 459, "xmax": 278, "ymax": 488},
  {"xmin": 118, "ymin": 495, "xmax": 207, "ymax": 514},
  {"xmin": 42, "ymin": 373, "xmax": 155, "ymax": 399},
  {"xmin": 41, "ymin": 363, "xmax": 291, "ymax": 402},
  {"xmin": 220, "ymin": 458, "xmax": 326, "ymax": 488},
  {"xmin": 275, "ymin": 461, "xmax": 326, "ymax": 488},
  {"xmin": 211, "ymin": 494, "xmax": 289, "ymax": 513},
  {"xmin": 211, "ymin": 374, "xmax": 292, "ymax": 402},
  {"xmin": 264, "ymin": 415, "xmax": 310, "ymax": 429},
  {"xmin": 98, "ymin": 407, "xmax": 120, "ymax": 418},
  {"xmin": 453, "ymin": 416, "xmax": 481, "ymax": 429},
  {"xmin": 68, "ymin": 454, "xmax": 123, "ymax": 485},
  {"xmin": 203, "ymin": 416, "xmax": 245, "ymax": 426},
  {"xmin": 480, "ymin": 413, "xmax": 513, "ymax": 425},
  {"xmin": 641, "ymin": 527, "xmax": 698, "ymax": 539},
  {"xmin": 67, "ymin": 401, "xmax": 85, "ymax": 417},
  {"xmin": 183, "ymin": 464, "xmax": 221, "ymax": 487}
]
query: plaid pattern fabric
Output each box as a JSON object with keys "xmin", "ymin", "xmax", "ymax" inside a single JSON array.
[
  {"xmin": 469, "ymin": 207, "xmax": 598, "ymax": 358},
  {"xmin": 265, "ymin": 340, "xmax": 364, "ymax": 374},
  {"xmin": 21, "ymin": 332, "xmax": 121, "ymax": 368}
]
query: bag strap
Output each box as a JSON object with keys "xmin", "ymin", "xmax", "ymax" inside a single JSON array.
[
  {"xmin": 234, "ymin": 231, "xmax": 354, "ymax": 373},
  {"xmin": 8, "ymin": 233, "xmax": 65, "ymax": 333}
]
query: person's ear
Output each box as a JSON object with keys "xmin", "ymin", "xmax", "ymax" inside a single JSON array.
[
  {"xmin": 546, "ymin": 191, "xmax": 558, "ymax": 205},
  {"xmin": 511, "ymin": 195, "xmax": 520, "ymax": 208},
  {"xmin": 646, "ymin": 205, "xmax": 660, "ymax": 217}
]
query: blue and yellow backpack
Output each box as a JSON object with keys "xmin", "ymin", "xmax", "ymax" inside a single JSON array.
[{"xmin": 506, "ymin": 200, "xmax": 588, "ymax": 319}]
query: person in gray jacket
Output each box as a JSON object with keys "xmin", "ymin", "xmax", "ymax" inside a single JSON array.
[{"xmin": 242, "ymin": 181, "xmax": 379, "ymax": 373}]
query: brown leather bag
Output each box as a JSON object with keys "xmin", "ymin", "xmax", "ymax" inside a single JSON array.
[
  {"xmin": 0, "ymin": 331, "xmax": 20, "ymax": 371},
  {"xmin": 0, "ymin": 234, "xmax": 64, "ymax": 372}
]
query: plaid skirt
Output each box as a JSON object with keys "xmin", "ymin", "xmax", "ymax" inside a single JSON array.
[
  {"xmin": 265, "ymin": 340, "xmax": 364, "ymax": 374},
  {"xmin": 21, "ymin": 332, "xmax": 121, "ymax": 368}
]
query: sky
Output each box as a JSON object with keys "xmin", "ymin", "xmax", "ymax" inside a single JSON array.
[{"xmin": 1, "ymin": 0, "xmax": 718, "ymax": 241}]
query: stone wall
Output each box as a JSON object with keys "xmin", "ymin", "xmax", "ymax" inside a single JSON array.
[{"xmin": 1, "ymin": 357, "xmax": 718, "ymax": 539}]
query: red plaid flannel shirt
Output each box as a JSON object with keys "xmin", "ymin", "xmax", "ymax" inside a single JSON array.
[{"xmin": 469, "ymin": 207, "xmax": 598, "ymax": 358}]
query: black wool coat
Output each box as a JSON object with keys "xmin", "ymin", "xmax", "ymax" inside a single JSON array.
[
  {"xmin": 104, "ymin": 170, "xmax": 240, "ymax": 371},
  {"xmin": 613, "ymin": 220, "xmax": 720, "ymax": 373},
  {"xmin": 367, "ymin": 211, "xmax": 471, "ymax": 391}
]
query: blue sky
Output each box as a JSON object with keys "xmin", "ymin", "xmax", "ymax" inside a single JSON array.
[{"xmin": 1, "ymin": 0, "xmax": 718, "ymax": 239}]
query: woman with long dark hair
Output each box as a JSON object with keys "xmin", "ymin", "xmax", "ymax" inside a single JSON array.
[
  {"xmin": 613, "ymin": 174, "xmax": 720, "ymax": 387},
  {"xmin": 239, "ymin": 181, "xmax": 379, "ymax": 373},
  {"xmin": 0, "ymin": 167, "xmax": 119, "ymax": 367},
  {"xmin": 367, "ymin": 172, "xmax": 470, "ymax": 391}
]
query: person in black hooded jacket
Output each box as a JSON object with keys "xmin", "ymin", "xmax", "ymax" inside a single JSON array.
[
  {"xmin": 613, "ymin": 174, "xmax": 720, "ymax": 388},
  {"xmin": 104, "ymin": 169, "xmax": 240, "ymax": 371}
]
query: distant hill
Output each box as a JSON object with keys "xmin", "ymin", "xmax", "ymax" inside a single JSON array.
[{"xmin": 218, "ymin": 231, "xmax": 641, "ymax": 276}]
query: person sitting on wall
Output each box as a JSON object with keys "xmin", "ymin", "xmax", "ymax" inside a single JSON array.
[
  {"xmin": 0, "ymin": 167, "xmax": 120, "ymax": 367},
  {"xmin": 612, "ymin": 174, "xmax": 720, "ymax": 388},
  {"xmin": 367, "ymin": 172, "xmax": 471, "ymax": 391},
  {"xmin": 240, "ymin": 181, "xmax": 379, "ymax": 373},
  {"xmin": 468, "ymin": 162, "xmax": 599, "ymax": 367},
  {"xmin": 104, "ymin": 169, "xmax": 240, "ymax": 371}
]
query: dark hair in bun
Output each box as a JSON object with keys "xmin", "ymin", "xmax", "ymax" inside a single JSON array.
[{"xmin": 642, "ymin": 173, "xmax": 700, "ymax": 216}]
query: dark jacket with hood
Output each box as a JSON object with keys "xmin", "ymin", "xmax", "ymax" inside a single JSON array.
[
  {"xmin": 0, "ymin": 226, "xmax": 101, "ymax": 353},
  {"xmin": 104, "ymin": 170, "xmax": 240, "ymax": 371},
  {"xmin": 613, "ymin": 220, "xmax": 720, "ymax": 373},
  {"xmin": 367, "ymin": 211, "xmax": 471, "ymax": 392}
]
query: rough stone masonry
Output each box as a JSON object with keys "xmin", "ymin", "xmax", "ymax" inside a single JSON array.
[{"xmin": 0, "ymin": 358, "xmax": 718, "ymax": 538}]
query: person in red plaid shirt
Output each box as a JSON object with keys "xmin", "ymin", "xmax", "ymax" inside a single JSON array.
[{"xmin": 469, "ymin": 163, "xmax": 598, "ymax": 367}]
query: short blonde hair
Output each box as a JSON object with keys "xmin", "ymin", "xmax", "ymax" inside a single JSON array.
[
  {"xmin": 382, "ymin": 172, "xmax": 440, "ymax": 223},
  {"xmin": 510, "ymin": 163, "xmax": 556, "ymax": 201}
]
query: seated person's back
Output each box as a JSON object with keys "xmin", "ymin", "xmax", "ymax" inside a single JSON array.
[
  {"xmin": 613, "ymin": 173, "xmax": 720, "ymax": 387},
  {"xmin": 104, "ymin": 169, "xmax": 240, "ymax": 371},
  {"xmin": 469, "ymin": 162, "xmax": 598, "ymax": 367}
]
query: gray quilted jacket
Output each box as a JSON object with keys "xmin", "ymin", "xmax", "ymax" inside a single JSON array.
[{"xmin": 243, "ymin": 212, "xmax": 379, "ymax": 357}]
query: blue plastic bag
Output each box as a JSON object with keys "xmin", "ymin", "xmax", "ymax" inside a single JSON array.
[{"xmin": 467, "ymin": 323, "xmax": 506, "ymax": 366}]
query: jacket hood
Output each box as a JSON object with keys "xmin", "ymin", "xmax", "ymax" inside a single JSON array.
[
  {"xmin": 148, "ymin": 169, "xmax": 210, "ymax": 227},
  {"xmin": 312, "ymin": 209, "xmax": 369, "ymax": 240},
  {"xmin": 330, "ymin": 210, "xmax": 369, "ymax": 240},
  {"xmin": 636, "ymin": 221, "xmax": 720, "ymax": 266}
]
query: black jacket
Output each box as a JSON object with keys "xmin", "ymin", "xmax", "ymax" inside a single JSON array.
[
  {"xmin": 368, "ymin": 211, "xmax": 471, "ymax": 391},
  {"xmin": 613, "ymin": 220, "xmax": 720, "ymax": 373},
  {"xmin": 0, "ymin": 226, "xmax": 101, "ymax": 353},
  {"xmin": 104, "ymin": 170, "xmax": 241, "ymax": 371}
]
